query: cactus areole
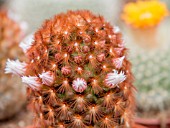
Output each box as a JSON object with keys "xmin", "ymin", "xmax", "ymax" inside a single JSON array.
[{"xmin": 6, "ymin": 10, "xmax": 135, "ymax": 128}]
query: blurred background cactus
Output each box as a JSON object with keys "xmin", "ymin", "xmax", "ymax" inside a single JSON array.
[
  {"xmin": 6, "ymin": 10, "xmax": 135, "ymax": 128},
  {"xmin": 121, "ymin": 0, "xmax": 169, "ymax": 49},
  {"xmin": 130, "ymin": 37, "xmax": 170, "ymax": 113},
  {"xmin": 121, "ymin": 0, "xmax": 170, "ymax": 118},
  {"xmin": 0, "ymin": 10, "xmax": 27, "ymax": 120}
]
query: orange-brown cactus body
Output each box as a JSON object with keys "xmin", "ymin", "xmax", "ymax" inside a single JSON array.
[
  {"xmin": 18, "ymin": 10, "xmax": 135, "ymax": 128},
  {"xmin": 0, "ymin": 10, "xmax": 24, "ymax": 82},
  {"xmin": 0, "ymin": 11, "xmax": 23, "ymax": 56},
  {"xmin": 0, "ymin": 10, "xmax": 26, "ymax": 120}
]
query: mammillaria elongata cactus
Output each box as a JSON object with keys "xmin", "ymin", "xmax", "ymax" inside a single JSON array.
[{"xmin": 6, "ymin": 10, "xmax": 135, "ymax": 127}]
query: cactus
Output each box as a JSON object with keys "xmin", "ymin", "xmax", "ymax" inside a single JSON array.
[
  {"xmin": 128, "ymin": 41, "xmax": 170, "ymax": 114},
  {"xmin": 6, "ymin": 10, "xmax": 135, "ymax": 127},
  {"xmin": 121, "ymin": 0, "xmax": 168, "ymax": 29},
  {"xmin": 121, "ymin": 0, "xmax": 170, "ymax": 116},
  {"xmin": 0, "ymin": 11, "xmax": 26, "ymax": 120}
]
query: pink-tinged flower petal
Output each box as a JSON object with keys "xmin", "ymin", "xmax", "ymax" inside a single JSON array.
[
  {"xmin": 39, "ymin": 71, "xmax": 55, "ymax": 86},
  {"xmin": 114, "ymin": 26, "xmax": 120, "ymax": 34},
  {"xmin": 105, "ymin": 70, "xmax": 126, "ymax": 88},
  {"xmin": 22, "ymin": 76, "xmax": 41, "ymax": 90},
  {"xmin": 114, "ymin": 47, "xmax": 124, "ymax": 56},
  {"xmin": 97, "ymin": 53, "xmax": 105, "ymax": 62},
  {"xmin": 5, "ymin": 59, "xmax": 27, "ymax": 76},
  {"xmin": 72, "ymin": 78, "xmax": 87, "ymax": 93},
  {"xmin": 112, "ymin": 56, "xmax": 125, "ymax": 69},
  {"xmin": 82, "ymin": 46, "xmax": 90, "ymax": 53},
  {"xmin": 98, "ymin": 40, "xmax": 105, "ymax": 47},
  {"xmin": 61, "ymin": 66, "xmax": 71, "ymax": 75},
  {"xmin": 74, "ymin": 56, "xmax": 82, "ymax": 64},
  {"xmin": 19, "ymin": 35, "xmax": 34, "ymax": 53}
]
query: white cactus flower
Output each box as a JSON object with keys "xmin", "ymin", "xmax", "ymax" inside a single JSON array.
[
  {"xmin": 19, "ymin": 34, "xmax": 34, "ymax": 53},
  {"xmin": 105, "ymin": 70, "xmax": 126, "ymax": 88},
  {"xmin": 22, "ymin": 76, "xmax": 41, "ymax": 90},
  {"xmin": 112, "ymin": 56, "xmax": 125, "ymax": 69},
  {"xmin": 5, "ymin": 59, "xmax": 27, "ymax": 76},
  {"xmin": 39, "ymin": 71, "xmax": 54, "ymax": 86},
  {"xmin": 114, "ymin": 26, "xmax": 120, "ymax": 33},
  {"xmin": 72, "ymin": 78, "xmax": 87, "ymax": 93}
]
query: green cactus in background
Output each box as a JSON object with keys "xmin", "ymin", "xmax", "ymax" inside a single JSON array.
[
  {"xmin": 121, "ymin": 0, "xmax": 170, "ymax": 118},
  {"xmin": 130, "ymin": 41, "xmax": 170, "ymax": 113}
]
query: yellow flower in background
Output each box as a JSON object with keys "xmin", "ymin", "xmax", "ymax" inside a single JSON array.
[{"xmin": 121, "ymin": 0, "xmax": 169, "ymax": 29}]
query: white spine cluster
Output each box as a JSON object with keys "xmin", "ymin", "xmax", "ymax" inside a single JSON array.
[
  {"xmin": 114, "ymin": 48, "xmax": 124, "ymax": 56},
  {"xmin": 5, "ymin": 59, "xmax": 27, "ymax": 76},
  {"xmin": 39, "ymin": 71, "xmax": 54, "ymax": 86},
  {"xmin": 72, "ymin": 78, "xmax": 87, "ymax": 93},
  {"xmin": 105, "ymin": 70, "xmax": 126, "ymax": 88},
  {"xmin": 112, "ymin": 56, "xmax": 125, "ymax": 69},
  {"xmin": 22, "ymin": 76, "xmax": 41, "ymax": 90},
  {"xmin": 19, "ymin": 35, "xmax": 34, "ymax": 53}
]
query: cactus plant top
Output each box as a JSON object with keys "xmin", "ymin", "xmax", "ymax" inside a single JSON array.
[
  {"xmin": 121, "ymin": 0, "xmax": 169, "ymax": 29},
  {"xmin": 5, "ymin": 10, "xmax": 135, "ymax": 128}
]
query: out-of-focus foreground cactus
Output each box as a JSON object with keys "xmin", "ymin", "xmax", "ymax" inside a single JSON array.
[
  {"xmin": 6, "ymin": 10, "xmax": 135, "ymax": 128},
  {"xmin": 121, "ymin": 0, "xmax": 170, "ymax": 116},
  {"xmin": 0, "ymin": 11, "xmax": 26, "ymax": 120}
]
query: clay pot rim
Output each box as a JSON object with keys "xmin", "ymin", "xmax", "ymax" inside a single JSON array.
[
  {"xmin": 26, "ymin": 124, "xmax": 147, "ymax": 128},
  {"xmin": 135, "ymin": 117, "xmax": 170, "ymax": 125},
  {"xmin": 133, "ymin": 123, "xmax": 147, "ymax": 128}
]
